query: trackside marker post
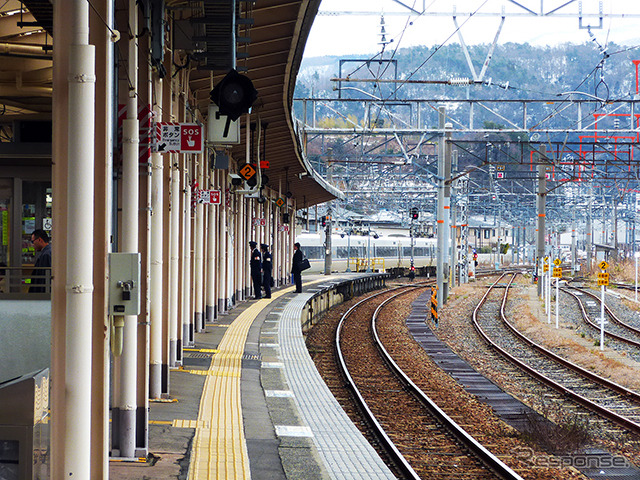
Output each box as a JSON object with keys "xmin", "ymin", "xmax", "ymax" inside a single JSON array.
[
  {"xmin": 552, "ymin": 260, "xmax": 562, "ymax": 329},
  {"xmin": 597, "ymin": 261, "xmax": 609, "ymax": 351}
]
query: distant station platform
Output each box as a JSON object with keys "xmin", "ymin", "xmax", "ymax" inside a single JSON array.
[{"xmin": 109, "ymin": 272, "xmax": 391, "ymax": 480}]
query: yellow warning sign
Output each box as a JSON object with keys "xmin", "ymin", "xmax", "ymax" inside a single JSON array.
[
  {"xmin": 543, "ymin": 264, "xmax": 549, "ymax": 272},
  {"xmin": 239, "ymin": 163, "xmax": 257, "ymax": 181},
  {"xmin": 543, "ymin": 256, "xmax": 549, "ymax": 264},
  {"xmin": 552, "ymin": 267, "xmax": 562, "ymax": 278},
  {"xmin": 553, "ymin": 258, "xmax": 561, "ymax": 266},
  {"xmin": 599, "ymin": 260, "xmax": 609, "ymax": 271},
  {"xmin": 597, "ymin": 272, "xmax": 609, "ymax": 286}
]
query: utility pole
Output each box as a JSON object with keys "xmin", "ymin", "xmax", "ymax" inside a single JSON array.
[
  {"xmin": 536, "ymin": 145, "xmax": 546, "ymax": 296},
  {"xmin": 324, "ymin": 204, "xmax": 332, "ymax": 275}
]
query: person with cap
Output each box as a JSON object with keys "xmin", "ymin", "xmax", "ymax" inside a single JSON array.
[
  {"xmin": 249, "ymin": 241, "xmax": 262, "ymax": 299},
  {"xmin": 291, "ymin": 242, "xmax": 303, "ymax": 293},
  {"xmin": 260, "ymin": 243, "xmax": 272, "ymax": 298}
]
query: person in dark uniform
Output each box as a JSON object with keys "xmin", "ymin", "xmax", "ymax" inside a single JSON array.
[
  {"xmin": 261, "ymin": 243, "xmax": 272, "ymax": 298},
  {"xmin": 291, "ymin": 242, "xmax": 303, "ymax": 293},
  {"xmin": 249, "ymin": 241, "xmax": 262, "ymax": 299}
]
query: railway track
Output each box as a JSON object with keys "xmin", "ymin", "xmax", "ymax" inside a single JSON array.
[
  {"xmin": 562, "ymin": 285, "xmax": 640, "ymax": 352},
  {"xmin": 335, "ymin": 283, "xmax": 525, "ymax": 480},
  {"xmin": 473, "ymin": 273, "xmax": 640, "ymax": 436}
]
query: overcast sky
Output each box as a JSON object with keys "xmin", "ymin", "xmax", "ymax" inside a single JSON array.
[{"xmin": 304, "ymin": 0, "xmax": 640, "ymax": 58}]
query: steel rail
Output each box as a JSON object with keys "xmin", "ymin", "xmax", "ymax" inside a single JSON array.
[
  {"xmin": 370, "ymin": 290, "xmax": 526, "ymax": 480},
  {"xmin": 472, "ymin": 273, "xmax": 640, "ymax": 435},
  {"xmin": 335, "ymin": 284, "xmax": 423, "ymax": 480},
  {"xmin": 563, "ymin": 286, "xmax": 640, "ymax": 349}
]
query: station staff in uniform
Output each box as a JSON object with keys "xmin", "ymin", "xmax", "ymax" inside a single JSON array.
[
  {"xmin": 249, "ymin": 241, "xmax": 262, "ymax": 299},
  {"xmin": 291, "ymin": 242, "xmax": 303, "ymax": 293},
  {"xmin": 261, "ymin": 243, "xmax": 272, "ymax": 298}
]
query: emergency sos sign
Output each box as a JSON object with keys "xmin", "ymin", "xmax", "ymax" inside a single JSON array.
[
  {"xmin": 157, "ymin": 123, "xmax": 203, "ymax": 153},
  {"xmin": 180, "ymin": 124, "xmax": 203, "ymax": 153}
]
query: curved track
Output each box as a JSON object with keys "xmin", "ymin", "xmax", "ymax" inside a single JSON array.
[
  {"xmin": 473, "ymin": 273, "xmax": 640, "ymax": 435},
  {"xmin": 563, "ymin": 285, "xmax": 640, "ymax": 350},
  {"xmin": 336, "ymin": 284, "xmax": 525, "ymax": 480}
]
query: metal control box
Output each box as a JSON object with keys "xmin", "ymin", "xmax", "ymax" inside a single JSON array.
[
  {"xmin": 108, "ymin": 252, "xmax": 141, "ymax": 316},
  {"xmin": 0, "ymin": 368, "xmax": 50, "ymax": 479}
]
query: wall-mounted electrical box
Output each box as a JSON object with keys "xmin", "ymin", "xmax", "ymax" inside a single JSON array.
[{"xmin": 108, "ymin": 253, "xmax": 141, "ymax": 316}]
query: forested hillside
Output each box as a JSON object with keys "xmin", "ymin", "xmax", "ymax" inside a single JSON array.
[{"xmin": 295, "ymin": 42, "xmax": 639, "ymax": 103}]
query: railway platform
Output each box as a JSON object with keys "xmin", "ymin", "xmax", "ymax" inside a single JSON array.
[{"xmin": 109, "ymin": 272, "xmax": 393, "ymax": 480}]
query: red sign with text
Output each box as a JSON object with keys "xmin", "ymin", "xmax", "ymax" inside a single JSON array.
[
  {"xmin": 197, "ymin": 190, "xmax": 221, "ymax": 205},
  {"xmin": 180, "ymin": 124, "xmax": 203, "ymax": 153}
]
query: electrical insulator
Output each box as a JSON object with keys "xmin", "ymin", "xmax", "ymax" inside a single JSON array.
[{"xmin": 449, "ymin": 77, "xmax": 472, "ymax": 86}]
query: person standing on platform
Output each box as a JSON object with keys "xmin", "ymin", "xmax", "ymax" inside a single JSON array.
[
  {"xmin": 249, "ymin": 241, "xmax": 262, "ymax": 299},
  {"xmin": 291, "ymin": 242, "xmax": 303, "ymax": 293},
  {"xmin": 261, "ymin": 243, "xmax": 272, "ymax": 298},
  {"xmin": 30, "ymin": 229, "xmax": 51, "ymax": 293}
]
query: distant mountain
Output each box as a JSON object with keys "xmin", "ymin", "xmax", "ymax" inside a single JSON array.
[{"xmin": 296, "ymin": 42, "xmax": 639, "ymax": 102}]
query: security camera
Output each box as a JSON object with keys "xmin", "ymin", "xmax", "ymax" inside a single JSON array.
[{"xmin": 228, "ymin": 173, "xmax": 243, "ymax": 186}]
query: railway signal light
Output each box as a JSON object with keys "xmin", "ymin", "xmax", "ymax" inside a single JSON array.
[
  {"xmin": 210, "ymin": 69, "xmax": 258, "ymax": 121},
  {"xmin": 410, "ymin": 207, "xmax": 419, "ymax": 220}
]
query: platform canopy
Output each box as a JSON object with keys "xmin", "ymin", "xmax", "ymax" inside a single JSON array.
[{"xmin": 1, "ymin": 0, "xmax": 340, "ymax": 207}]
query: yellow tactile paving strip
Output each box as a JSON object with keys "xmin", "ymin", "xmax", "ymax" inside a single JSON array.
[{"xmin": 187, "ymin": 279, "xmax": 330, "ymax": 480}]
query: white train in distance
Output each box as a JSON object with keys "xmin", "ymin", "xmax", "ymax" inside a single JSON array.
[{"xmin": 295, "ymin": 232, "xmax": 437, "ymax": 263}]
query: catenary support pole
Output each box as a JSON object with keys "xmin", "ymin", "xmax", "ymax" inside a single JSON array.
[
  {"xmin": 436, "ymin": 106, "xmax": 451, "ymax": 306},
  {"xmin": 571, "ymin": 211, "xmax": 577, "ymax": 273},
  {"xmin": 450, "ymin": 205, "xmax": 457, "ymax": 288},
  {"xmin": 587, "ymin": 183, "xmax": 593, "ymax": 272},
  {"xmin": 325, "ymin": 204, "xmax": 332, "ymax": 274},
  {"xmin": 536, "ymin": 145, "xmax": 546, "ymax": 296}
]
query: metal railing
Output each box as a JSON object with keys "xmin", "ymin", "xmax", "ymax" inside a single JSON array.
[
  {"xmin": 0, "ymin": 266, "xmax": 51, "ymax": 299},
  {"xmin": 352, "ymin": 257, "xmax": 386, "ymax": 273}
]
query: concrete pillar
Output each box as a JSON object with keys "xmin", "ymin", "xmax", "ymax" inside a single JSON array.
[
  {"xmin": 194, "ymin": 154, "xmax": 204, "ymax": 331},
  {"xmin": 149, "ymin": 75, "xmax": 164, "ymax": 400},
  {"xmin": 218, "ymin": 176, "xmax": 228, "ymax": 313},
  {"xmin": 182, "ymin": 157, "xmax": 193, "ymax": 345},
  {"xmin": 169, "ymin": 156, "xmax": 180, "ymax": 365}
]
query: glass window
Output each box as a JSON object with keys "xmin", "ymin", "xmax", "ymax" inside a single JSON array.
[{"xmin": 21, "ymin": 181, "xmax": 52, "ymax": 266}]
